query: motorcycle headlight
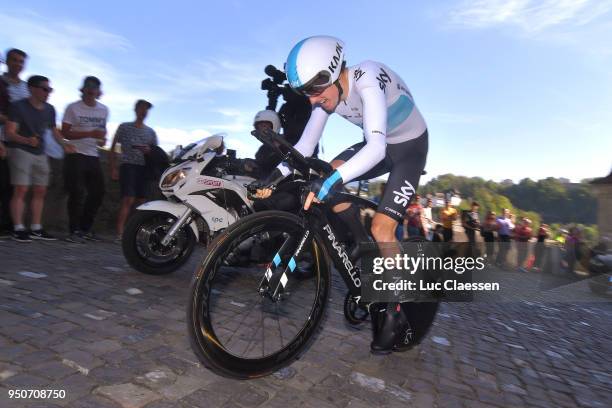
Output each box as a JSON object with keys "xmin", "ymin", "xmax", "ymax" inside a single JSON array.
[{"xmin": 161, "ymin": 168, "xmax": 190, "ymax": 189}]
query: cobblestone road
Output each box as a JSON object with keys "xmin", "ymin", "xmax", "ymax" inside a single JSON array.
[{"xmin": 1, "ymin": 238, "xmax": 611, "ymax": 408}]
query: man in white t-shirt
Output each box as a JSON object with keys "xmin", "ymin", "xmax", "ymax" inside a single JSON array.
[{"xmin": 61, "ymin": 76, "xmax": 109, "ymax": 243}]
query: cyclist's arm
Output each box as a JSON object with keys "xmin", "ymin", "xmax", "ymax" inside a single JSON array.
[
  {"xmin": 278, "ymin": 106, "xmax": 328, "ymax": 176},
  {"xmin": 335, "ymin": 85, "xmax": 387, "ymax": 183}
]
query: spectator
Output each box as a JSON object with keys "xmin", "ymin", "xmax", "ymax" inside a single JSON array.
[
  {"xmin": 403, "ymin": 194, "xmax": 423, "ymax": 239},
  {"xmin": 440, "ymin": 199, "xmax": 457, "ymax": 242},
  {"xmin": 495, "ymin": 208, "xmax": 515, "ymax": 268},
  {"xmin": 109, "ymin": 99, "xmax": 158, "ymax": 241},
  {"xmin": 62, "ymin": 76, "xmax": 109, "ymax": 243},
  {"xmin": 533, "ymin": 223, "xmax": 550, "ymax": 271},
  {"xmin": 480, "ymin": 211, "xmax": 497, "ymax": 261},
  {"xmin": 564, "ymin": 227, "xmax": 582, "ymax": 275},
  {"xmin": 1, "ymin": 49, "xmax": 30, "ymax": 238},
  {"xmin": 0, "ymin": 52, "xmax": 12, "ymax": 238},
  {"xmin": 422, "ymin": 197, "xmax": 435, "ymax": 240},
  {"xmin": 514, "ymin": 217, "xmax": 533, "ymax": 272},
  {"xmin": 4, "ymin": 75, "xmax": 75, "ymax": 242},
  {"xmin": 1, "ymin": 49, "xmax": 30, "ymax": 102},
  {"xmin": 462, "ymin": 201, "xmax": 480, "ymax": 244},
  {"xmin": 431, "ymin": 223, "xmax": 444, "ymax": 242}
]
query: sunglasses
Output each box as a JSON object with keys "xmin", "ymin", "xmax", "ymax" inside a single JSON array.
[
  {"xmin": 295, "ymin": 72, "xmax": 332, "ymax": 97},
  {"xmin": 33, "ymin": 85, "xmax": 53, "ymax": 93}
]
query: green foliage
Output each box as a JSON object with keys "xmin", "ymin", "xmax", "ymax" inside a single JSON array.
[
  {"xmin": 501, "ymin": 177, "xmax": 596, "ymax": 224},
  {"xmin": 422, "ymin": 175, "xmax": 596, "ymax": 225},
  {"xmin": 419, "ymin": 175, "xmax": 598, "ymax": 246}
]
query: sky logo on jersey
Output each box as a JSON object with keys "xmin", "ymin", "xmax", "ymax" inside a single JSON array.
[
  {"xmin": 354, "ymin": 68, "xmax": 365, "ymax": 82},
  {"xmin": 393, "ymin": 180, "xmax": 416, "ymax": 207},
  {"xmin": 376, "ymin": 68, "xmax": 392, "ymax": 92}
]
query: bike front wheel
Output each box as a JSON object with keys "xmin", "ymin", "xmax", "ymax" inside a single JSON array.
[{"xmin": 187, "ymin": 211, "xmax": 330, "ymax": 379}]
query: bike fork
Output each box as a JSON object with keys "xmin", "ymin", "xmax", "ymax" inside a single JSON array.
[
  {"xmin": 260, "ymin": 229, "xmax": 312, "ymax": 301},
  {"xmin": 161, "ymin": 207, "xmax": 193, "ymax": 246}
]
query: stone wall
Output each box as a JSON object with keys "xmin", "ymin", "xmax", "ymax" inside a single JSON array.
[
  {"xmin": 592, "ymin": 183, "xmax": 612, "ymax": 240},
  {"xmin": 41, "ymin": 150, "xmax": 122, "ymax": 234}
]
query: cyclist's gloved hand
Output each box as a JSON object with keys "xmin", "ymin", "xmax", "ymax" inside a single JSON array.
[
  {"xmin": 248, "ymin": 168, "xmax": 286, "ymax": 199},
  {"xmin": 305, "ymin": 170, "xmax": 343, "ymax": 210}
]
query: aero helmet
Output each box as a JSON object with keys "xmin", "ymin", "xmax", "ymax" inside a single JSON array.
[
  {"xmin": 285, "ymin": 36, "xmax": 345, "ymax": 96},
  {"xmin": 253, "ymin": 110, "xmax": 281, "ymax": 133}
]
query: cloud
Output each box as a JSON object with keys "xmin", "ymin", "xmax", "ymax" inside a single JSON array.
[
  {"xmin": 0, "ymin": 10, "xmax": 268, "ymax": 135},
  {"xmin": 0, "ymin": 11, "xmax": 162, "ymax": 117},
  {"xmin": 449, "ymin": 0, "xmax": 612, "ymax": 33},
  {"xmin": 153, "ymin": 58, "xmax": 264, "ymax": 95}
]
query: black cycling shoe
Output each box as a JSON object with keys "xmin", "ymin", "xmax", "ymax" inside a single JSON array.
[{"xmin": 370, "ymin": 303, "xmax": 414, "ymax": 354}]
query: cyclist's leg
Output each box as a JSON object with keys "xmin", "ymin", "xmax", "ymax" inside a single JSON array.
[
  {"xmin": 370, "ymin": 131, "xmax": 428, "ymax": 353},
  {"xmin": 328, "ymin": 142, "xmax": 391, "ymax": 247},
  {"xmin": 372, "ymin": 132, "xmax": 428, "ymax": 247}
]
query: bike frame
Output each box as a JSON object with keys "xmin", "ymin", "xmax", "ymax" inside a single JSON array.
[{"xmin": 260, "ymin": 192, "xmax": 377, "ymax": 303}]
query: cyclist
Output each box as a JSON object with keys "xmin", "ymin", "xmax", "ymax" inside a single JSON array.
[{"xmin": 253, "ymin": 35, "xmax": 429, "ymax": 354}]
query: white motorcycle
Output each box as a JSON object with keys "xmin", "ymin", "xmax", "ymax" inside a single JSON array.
[{"xmin": 122, "ymin": 134, "xmax": 257, "ymax": 274}]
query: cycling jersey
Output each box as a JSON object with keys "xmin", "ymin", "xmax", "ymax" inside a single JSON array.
[{"xmin": 279, "ymin": 60, "xmax": 427, "ymax": 183}]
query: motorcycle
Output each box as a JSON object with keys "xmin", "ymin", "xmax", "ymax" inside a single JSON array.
[{"xmin": 122, "ymin": 134, "xmax": 257, "ymax": 275}]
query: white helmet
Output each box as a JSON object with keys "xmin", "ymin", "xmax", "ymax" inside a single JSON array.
[
  {"xmin": 285, "ymin": 36, "xmax": 345, "ymax": 96},
  {"xmin": 253, "ymin": 110, "xmax": 281, "ymax": 133}
]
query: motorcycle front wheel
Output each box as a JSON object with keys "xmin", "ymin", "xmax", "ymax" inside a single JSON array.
[{"xmin": 122, "ymin": 210, "xmax": 197, "ymax": 275}]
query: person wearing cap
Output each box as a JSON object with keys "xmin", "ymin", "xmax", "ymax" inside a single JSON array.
[
  {"xmin": 4, "ymin": 75, "xmax": 76, "ymax": 242},
  {"xmin": 61, "ymin": 76, "xmax": 109, "ymax": 243},
  {"xmin": 109, "ymin": 99, "xmax": 158, "ymax": 241}
]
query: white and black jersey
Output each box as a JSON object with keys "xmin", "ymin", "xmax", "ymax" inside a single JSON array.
[{"xmin": 280, "ymin": 60, "xmax": 427, "ymax": 184}]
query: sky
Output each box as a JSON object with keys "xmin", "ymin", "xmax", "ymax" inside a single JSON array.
[{"xmin": 1, "ymin": 0, "xmax": 611, "ymax": 184}]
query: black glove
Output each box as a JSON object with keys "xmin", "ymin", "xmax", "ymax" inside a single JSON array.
[{"xmin": 247, "ymin": 168, "xmax": 286, "ymax": 196}]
